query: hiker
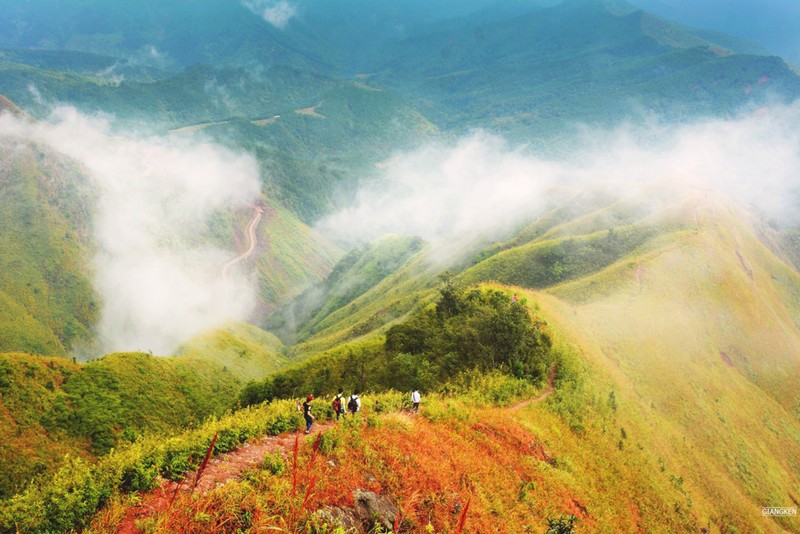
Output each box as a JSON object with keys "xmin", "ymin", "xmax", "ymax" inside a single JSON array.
[
  {"xmin": 332, "ymin": 388, "xmax": 345, "ymax": 420},
  {"xmin": 512, "ymin": 293, "xmax": 517, "ymax": 303},
  {"xmin": 347, "ymin": 392, "xmax": 361, "ymax": 415},
  {"xmin": 303, "ymin": 394, "xmax": 314, "ymax": 434},
  {"xmin": 411, "ymin": 389, "xmax": 421, "ymax": 413}
]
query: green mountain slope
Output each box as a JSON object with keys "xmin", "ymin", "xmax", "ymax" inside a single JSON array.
[
  {"xmin": 461, "ymin": 191, "xmax": 800, "ymax": 530},
  {"xmin": 0, "ymin": 2, "xmax": 798, "ymax": 531},
  {"xmin": 173, "ymin": 322, "xmax": 288, "ymax": 383},
  {"xmin": 266, "ymin": 235, "xmax": 425, "ymax": 343},
  {"xmin": 0, "ymin": 137, "xmax": 97, "ymax": 356},
  {"xmin": 0, "ymin": 351, "xmax": 241, "ymax": 499}
]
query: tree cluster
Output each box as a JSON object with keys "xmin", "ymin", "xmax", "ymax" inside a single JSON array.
[{"xmin": 240, "ymin": 277, "xmax": 553, "ymax": 406}]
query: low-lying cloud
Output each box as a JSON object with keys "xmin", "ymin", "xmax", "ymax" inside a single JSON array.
[
  {"xmin": 242, "ymin": 0, "xmax": 298, "ymax": 29},
  {"xmin": 96, "ymin": 45, "xmax": 173, "ymax": 83},
  {"xmin": 0, "ymin": 107, "xmax": 262, "ymax": 355},
  {"xmin": 316, "ymin": 102, "xmax": 800, "ymax": 247}
]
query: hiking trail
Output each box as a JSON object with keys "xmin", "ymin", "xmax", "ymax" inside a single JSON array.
[
  {"xmin": 507, "ymin": 364, "xmax": 556, "ymax": 411},
  {"xmin": 117, "ymin": 371, "xmax": 555, "ymax": 532},
  {"xmin": 117, "ymin": 420, "xmax": 334, "ymax": 534}
]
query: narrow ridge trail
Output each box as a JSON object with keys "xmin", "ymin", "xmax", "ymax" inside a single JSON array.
[
  {"xmin": 117, "ymin": 420, "xmax": 335, "ymax": 534},
  {"xmin": 219, "ymin": 205, "xmax": 264, "ymax": 280},
  {"xmin": 507, "ymin": 364, "xmax": 556, "ymax": 411},
  {"xmin": 116, "ymin": 373, "xmax": 556, "ymax": 532}
]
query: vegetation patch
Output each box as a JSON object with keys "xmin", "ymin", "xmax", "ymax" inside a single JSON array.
[{"xmin": 242, "ymin": 277, "xmax": 555, "ymax": 406}]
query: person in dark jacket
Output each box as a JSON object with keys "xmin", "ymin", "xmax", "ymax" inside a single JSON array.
[
  {"xmin": 303, "ymin": 394, "xmax": 314, "ymax": 434},
  {"xmin": 332, "ymin": 388, "xmax": 345, "ymax": 420}
]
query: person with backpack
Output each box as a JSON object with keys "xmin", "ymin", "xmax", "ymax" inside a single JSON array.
[
  {"xmin": 332, "ymin": 388, "xmax": 345, "ymax": 420},
  {"xmin": 302, "ymin": 394, "xmax": 314, "ymax": 434},
  {"xmin": 347, "ymin": 392, "xmax": 361, "ymax": 415}
]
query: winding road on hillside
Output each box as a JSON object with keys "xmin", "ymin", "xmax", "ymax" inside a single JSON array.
[{"xmin": 219, "ymin": 205, "xmax": 264, "ymax": 280}]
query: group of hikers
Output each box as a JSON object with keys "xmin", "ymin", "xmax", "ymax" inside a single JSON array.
[{"xmin": 302, "ymin": 388, "xmax": 421, "ymax": 434}]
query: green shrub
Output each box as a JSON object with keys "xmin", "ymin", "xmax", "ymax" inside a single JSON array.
[
  {"xmin": 546, "ymin": 514, "xmax": 578, "ymax": 533},
  {"xmin": 260, "ymin": 452, "xmax": 286, "ymax": 476}
]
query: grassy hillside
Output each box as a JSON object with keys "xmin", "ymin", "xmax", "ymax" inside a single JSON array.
[
  {"xmin": 255, "ymin": 187, "xmax": 800, "ymax": 532},
  {"xmin": 0, "ymin": 351, "xmax": 241, "ymax": 499},
  {"xmin": 1, "ymin": 1, "xmax": 799, "ymax": 530},
  {"xmin": 267, "ymin": 235, "xmax": 425, "ymax": 343},
  {"xmin": 3, "ymin": 190, "xmax": 799, "ymax": 532},
  {"xmin": 249, "ymin": 198, "xmax": 342, "ymax": 309},
  {"xmin": 85, "ymin": 389, "xmax": 704, "ymax": 533},
  {"xmin": 0, "ymin": 354, "xmax": 86, "ymax": 500},
  {"xmin": 0, "ymin": 139, "xmax": 97, "ymax": 356},
  {"xmin": 502, "ymin": 193, "xmax": 800, "ymax": 531},
  {"xmin": 173, "ymin": 322, "xmax": 288, "ymax": 383}
]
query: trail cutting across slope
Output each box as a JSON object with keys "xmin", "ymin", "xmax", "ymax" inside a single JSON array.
[
  {"xmin": 219, "ymin": 205, "xmax": 264, "ymax": 280},
  {"xmin": 116, "ymin": 370, "xmax": 555, "ymax": 532},
  {"xmin": 117, "ymin": 420, "xmax": 334, "ymax": 534},
  {"xmin": 507, "ymin": 364, "xmax": 557, "ymax": 411}
]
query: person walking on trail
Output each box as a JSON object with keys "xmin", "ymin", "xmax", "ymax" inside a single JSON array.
[
  {"xmin": 347, "ymin": 392, "xmax": 361, "ymax": 415},
  {"xmin": 332, "ymin": 388, "xmax": 345, "ymax": 420},
  {"xmin": 303, "ymin": 394, "xmax": 314, "ymax": 434},
  {"xmin": 411, "ymin": 389, "xmax": 421, "ymax": 413}
]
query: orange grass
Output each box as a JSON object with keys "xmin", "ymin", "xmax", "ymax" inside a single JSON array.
[
  {"xmin": 88, "ymin": 403, "xmax": 698, "ymax": 533},
  {"xmin": 299, "ymin": 411, "xmax": 596, "ymax": 533}
]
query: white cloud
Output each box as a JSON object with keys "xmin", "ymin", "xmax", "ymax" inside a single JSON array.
[
  {"xmin": 0, "ymin": 107, "xmax": 263, "ymax": 355},
  {"xmin": 316, "ymin": 102, "xmax": 800, "ymax": 247},
  {"xmin": 316, "ymin": 132, "xmax": 561, "ymax": 245},
  {"xmin": 242, "ymin": 0, "xmax": 298, "ymax": 29}
]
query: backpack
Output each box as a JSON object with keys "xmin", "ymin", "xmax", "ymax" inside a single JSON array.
[
  {"xmin": 332, "ymin": 396, "xmax": 342, "ymax": 412},
  {"xmin": 347, "ymin": 395, "xmax": 359, "ymax": 413}
]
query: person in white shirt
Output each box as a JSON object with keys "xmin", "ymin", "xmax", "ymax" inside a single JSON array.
[{"xmin": 411, "ymin": 389, "xmax": 421, "ymax": 412}]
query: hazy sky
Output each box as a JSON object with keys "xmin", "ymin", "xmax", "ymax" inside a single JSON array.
[{"xmin": 631, "ymin": 0, "xmax": 800, "ymax": 64}]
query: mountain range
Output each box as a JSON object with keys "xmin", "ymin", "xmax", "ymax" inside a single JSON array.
[{"xmin": 1, "ymin": 0, "xmax": 799, "ymax": 532}]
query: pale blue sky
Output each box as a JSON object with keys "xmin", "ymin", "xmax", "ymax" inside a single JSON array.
[{"xmin": 630, "ymin": 0, "xmax": 800, "ymax": 64}]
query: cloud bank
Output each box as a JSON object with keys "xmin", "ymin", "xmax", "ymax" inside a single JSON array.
[
  {"xmin": 316, "ymin": 103, "xmax": 800, "ymax": 247},
  {"xmin": 242, "ymin": 0, "xmax": 298, "ymax": 29},
  {"xmin": 0, "ymin": 108, "xmax": 262, "ymax": 355}
]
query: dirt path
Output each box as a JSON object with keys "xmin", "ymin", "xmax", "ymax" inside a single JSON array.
[
  {"xmin": 507, "ymin": 364, "xmax": 556, "ymax": 412},
  {"xmin": 219, "ymin": 205, "xmax": 263, "ymax": 280},
  {"xmin": 116, "ymin": 367, "xmax": 554, "ymax": 532},
  {"xmin": 117, "ymin": 420, "xmax": 334, "ymax": 533}
]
